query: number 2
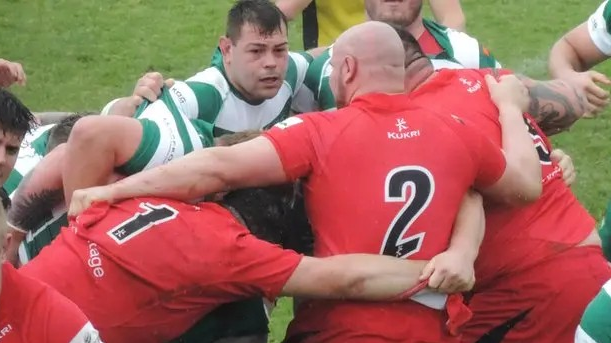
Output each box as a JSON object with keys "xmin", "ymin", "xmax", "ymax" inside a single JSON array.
[{"xmin": 380, "ymin": 166, "xmax": 435, "ymax": 258}]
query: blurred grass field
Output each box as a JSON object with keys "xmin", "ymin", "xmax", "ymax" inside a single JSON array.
[{"xmin": 1, "ymin": 0, "xmax": 609, "ymax": 341}]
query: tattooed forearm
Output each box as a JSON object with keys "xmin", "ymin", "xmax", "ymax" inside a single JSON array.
[
  {"xmin": 8, "ymin": 188, "xmax": 64, "ymax": 232},
  {"xmin": 516, "ymin": 75, "xmax": 588, "ymax": 136}
]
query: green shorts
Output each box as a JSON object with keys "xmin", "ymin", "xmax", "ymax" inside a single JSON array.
[{"xmin": 169, "ymin": 298, "xmax": 270, "ymax": 343}]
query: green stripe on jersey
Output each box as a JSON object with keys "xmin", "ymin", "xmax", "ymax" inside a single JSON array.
[
  {"xmin": 186, "ymin": 81, "xmax": 223, "ymax": 124},
  {"xmin": 580, "ymin": 281, "xmax": 611, "ymax": 343},
  {"xmin": 603, "ymin": 0, "xmax": 611, "ymax": 35}
]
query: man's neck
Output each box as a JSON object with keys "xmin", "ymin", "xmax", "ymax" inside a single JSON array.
[
  {"xmin": 406, "ymin": 16, "xmax": 425, "ymax": 40},
  {"xmin": 405, "ymin": 62, "xmax": 435, "ymax": 93}
]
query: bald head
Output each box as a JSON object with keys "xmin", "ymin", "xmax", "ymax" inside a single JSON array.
[
  {"xmin": 335, "ymin": 21, "xmax": 406, "ymax": 71},
  {"xmin": 329, "ymin": 21, "xmax": 406, "ymax": 107}
]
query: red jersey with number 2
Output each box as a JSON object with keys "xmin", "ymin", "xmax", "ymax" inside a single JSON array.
[
  {"xmin": 406, "ymin": 68, "xmax": 596, "ymax": 287},
  {"xmin": 263, "ymin": 93, "xmax": 506, "ymax": 342}
]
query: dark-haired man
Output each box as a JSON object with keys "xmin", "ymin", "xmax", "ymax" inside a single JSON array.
[
  {"xmin": 61, "ymin": 0, "xmax": 309, "ymax": 206},
  {"xmin": 3, "ymin": 114, "xmax": 83, "ymax": 266}
]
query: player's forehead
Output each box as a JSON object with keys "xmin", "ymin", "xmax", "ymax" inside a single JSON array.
[
  {"xmin": 235, "ymin": 23, "xmax": 288, "ymax": 48},
  {"xmin": 0, "ymin": 127, "xmax": 24, "ymax": 147}
]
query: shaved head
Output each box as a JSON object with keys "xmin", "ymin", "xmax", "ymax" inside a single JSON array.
[{"xmin": 329, "ymin": 21, "xmax": 406, "ymax": 107}]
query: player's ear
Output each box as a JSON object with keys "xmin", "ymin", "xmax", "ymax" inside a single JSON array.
[
  {"xmin": 343, "ymin": 55, "xmax": 358, "ymax": 84},
  {"xmin": 219, "ymin": 36, "xmax": 233, "ymax": 64}
]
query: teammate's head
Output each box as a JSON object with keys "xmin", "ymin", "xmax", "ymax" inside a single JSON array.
[
  {"xmin": 365, "ymin": 0, "xmax": 423, "ymax": 28},
  {"xmin": 220, "ymin": 0, "xmax": 289, "ymax": 102},
  {"xmin": 221, "ymin": 183, "xmax": 310, "ymax": 248},
  {"xmin": 330, "ymin": 21, "xmax": 406, "ymax": 108},
  {"xmin": 388, "ymin": 23, "xmax": 434, "ymax": 92},
  {"xmin": 0, "ymin": 89, "xmax": 35, "ymax": 185},
  {"xmin": 46, "ymin": 114, "xmax": 85, "ymax": 154}
]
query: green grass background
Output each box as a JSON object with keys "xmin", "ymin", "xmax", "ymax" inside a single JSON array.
[{"xmin": 1, "ymin": 0, "xmax": 609, "ymax": 341}]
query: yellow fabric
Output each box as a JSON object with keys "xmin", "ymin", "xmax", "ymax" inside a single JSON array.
[{"xmin": 311, "ymin": 0, "xmax": 366, "ymax": 47}]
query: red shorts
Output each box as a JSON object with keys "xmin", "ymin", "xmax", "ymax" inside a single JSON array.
[{"xmin": 461, "ymin": 246, "xmax": 611, "ymax": 343}]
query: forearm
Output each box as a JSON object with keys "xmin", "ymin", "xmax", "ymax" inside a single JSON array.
[
  {"xmin": 108, "ymin": 149, "xmax": 229, "ymax": 203},
  {"xmin": 429, "ymin": 0, "xmax": 466, "ymax": 32},
  {"xmin": 549, "ymin": 37, "xmax": 589, "ymax": 77},
  {"xmin": 518, "ymin": 76, "xmax": 587, "ymax": 136},
  {"xmin": 287, "ymin": 254, "xmax": 428, "ymax": 301},
  {"xmin": 447, "ymin": 190, "xmax": 484, "ymax": 261},
  {"xmin": 275, "ymin": 0, "xmax": 312, "ymax": 20}
]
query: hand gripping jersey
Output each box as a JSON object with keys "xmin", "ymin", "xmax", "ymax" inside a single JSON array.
[
  {"xmin": 588, "ymin": 0, "xmax": 611, "ymax": 55},
  {"xmin": 292, "ymin": 19, "xmax": 502, "ymax": 113},
  {"xmin": 19, "ymin": 198, "xmax": 302, "ymax": 343},
  {"xmin": 0, "ymin": 262, "xmax": 101, "ymax": 343},
  {"xmin": 264, "ymin": 93, "xmax": 506, "ymax": 342}
]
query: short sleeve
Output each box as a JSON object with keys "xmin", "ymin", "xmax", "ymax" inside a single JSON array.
[
  {"xmin": 221, "ymin": 225, "xmax": 303, "ymax": 301},
  {"xmin": 263, "ymin": 114, "xmax": 326, "ymax": 181},
  {"xmin": 588, "ymin": 0, "xmax": 611, "ymax": 55}
]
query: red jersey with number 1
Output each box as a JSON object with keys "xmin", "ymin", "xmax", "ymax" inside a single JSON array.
[
  {"xmin": 264, "ymin": 93, "xmax": 506, "ymax": 342},
  {"xmin": 406, "ymin": 68, "xmax": 596, "ymax": 287},
  {"xmin": 20, "ymin": 198, "xmax": 302, "ymax": 343}
]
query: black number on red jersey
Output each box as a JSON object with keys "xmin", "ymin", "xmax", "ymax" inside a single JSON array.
[
  {"xmin": 107, "ymin": 202, "xmax": 178, "ymax": 244},
  {"xmin": 381, "ymin": 166, "xmax": 435, "ymax": 258},
  {"xmin": 526, "ymin": 118, "xmax": 552, "ymax": 165}
]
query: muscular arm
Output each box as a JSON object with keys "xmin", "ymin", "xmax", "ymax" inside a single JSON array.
[
  {"xmin": 281, "ymin": 254, "xmax": 428, "ymax": 300},
  {"xmin": 275, "ymin": 0, "xmax": 312, "ymax": 20},
  {"xmin": 549, "ymin": 23, "xmax": 608, "ymax": 76},
  {"xmin": 428, "ymin": 0, "xmax": 466, "ymax": 32},
  {"xmin": 517, "ymin": 75, "xmax": 588, "ymax": 136},
  {"xmin": 103, "ymin": 137, "xmax": 287, "ymax": 203}
]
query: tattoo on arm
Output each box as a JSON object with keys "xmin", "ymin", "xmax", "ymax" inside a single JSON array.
[
  {"xmin": 8, "ymin": 187, "xmax": 64, "ymax": 233},
  {"xmin": 517, "ymin": 74, "xmax": 588, "ymax": 136}
]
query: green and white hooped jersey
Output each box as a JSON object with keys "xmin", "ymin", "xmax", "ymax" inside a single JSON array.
[
  {"xmin": 292, "ymin": 19, "xmax": 502, "ymax": 113},
  {"xmin": 575, "ymin": 279, "xmax": 611, "ymax": 343},
  {"xmin": 588, "ymin": 0, "xmax": 611, "ymax": 55},
  {"xmin": 116, "ymin": 49, "xmax": 310, "ymax": 175}
]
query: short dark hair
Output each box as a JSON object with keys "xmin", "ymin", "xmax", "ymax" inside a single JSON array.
[
  {"xmin": 226, "ymin": 0, "xmax": 288, "ymax": 42},
  {"xmin": 46, "ymin": 113, "xmax": 85, "ymax": 153},
  {"xmin": 388, "ymin": 23, "xmax": 428, "ymax": 68},
  {"xmin": 221, "ymin": 183, "xmax": 311, "ymax": 248},
  {"xmin": 0, "ymin": 89, "xmax": 35, "ymax": 138}
]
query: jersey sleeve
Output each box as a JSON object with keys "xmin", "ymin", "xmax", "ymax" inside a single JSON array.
[
  {"xmin": 445, "ymin": 29, "xmax": 502, "ymax": 68},
  {"xmin": 219, "ymin": 222, "xmax": 303, "ymax": 301},
  {"xmin": 32, "ymin": 287, "xmax": 102, "ymax": 343},
  {"xmin": 263, "ymin": 113, "xmax": 327, "ymax": 181},
  {"xmin": 588, "ymin": 0, "xmax": 611, "ymax": 55}
]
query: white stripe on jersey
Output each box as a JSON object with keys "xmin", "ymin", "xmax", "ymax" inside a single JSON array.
[
  {"xmin": 602, "ymin": 279, "xmax": 611, "ymax": 295},
  {"xmin": 446, "ymin": 29, "xmax": 482, "ymax": 68},
  {"xmin": 69, "ymin": 322, "xmax": 103, "ymax": 343},
  {"xmin": 575, "ymin": 325, "xmax": 599, "ymax": 343}
]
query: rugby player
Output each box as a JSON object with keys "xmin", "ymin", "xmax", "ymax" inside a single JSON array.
[
  {"xmin": 0, "ymin": 198, "xmax": 102, "ymax": 343},
  {"xmin": 68, "ymin": 21, "xmax": 542, "ymax": 342},
  {"xmin": 381, "ymin": 28, "xmax": 609, "ymax": 343},
  {"xmin": 293, "ymin": 0, "xmax": 500, "ymax": 113},
  {"xmin": 4, "ymin": 115, "xmax": 83, "ymax": 266},
  {"xmin": 60, "ymin": 0, "xmax": 311, "ymax": 206}
]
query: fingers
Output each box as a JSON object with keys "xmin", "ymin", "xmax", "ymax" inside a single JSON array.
[
  {"xmin": 484, "ymin": 74, "xmax": 498, "ymax": 87},
  {"xmin": 551, "ymin": 149, "xmax": 577, "ymax": 186},
  {"xmin": 420, "ymin": 259, "xmax": 436, "ymax": 281},
  {"xmin": 589, "ymin": 70, "xmax": 611, "ymax": 85},
  {"xmin": 133, "ymin": 72, "xmax": 165, "ymax": 102}
]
